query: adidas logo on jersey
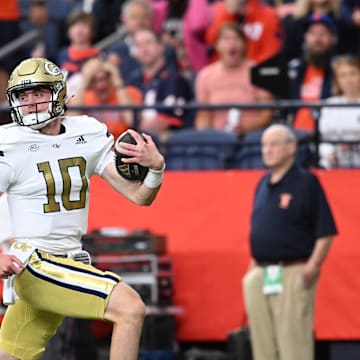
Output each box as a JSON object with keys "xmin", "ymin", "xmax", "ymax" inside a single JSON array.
[{"xmin": 75, "ymin": 136, "xmax": 87, "ymax": 144}]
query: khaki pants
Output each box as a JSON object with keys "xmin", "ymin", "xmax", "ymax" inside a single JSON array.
[{"xmin": 242, "ymin": 263, "xmax": 317, "ymax": 360}]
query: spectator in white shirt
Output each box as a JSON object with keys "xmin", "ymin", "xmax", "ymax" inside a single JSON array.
[{"xmin": 319, "ymin": 55, "xmax": 360, "ymax": 168}]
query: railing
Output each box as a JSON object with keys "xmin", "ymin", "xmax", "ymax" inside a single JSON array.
[
  {"xmin": 1, "ymin": 100, "xmax": 359, "ymax": 169},
  {"xmin": 0, "ymin": 21, "xmax": 124, "ymax": 62},
  {"xmin": 0, "ymin": 29, "xmax": 42, "ymax": 60},
  {"xmin": 94, "ymin": 25, "xmax": 126, "ymax": 51}
]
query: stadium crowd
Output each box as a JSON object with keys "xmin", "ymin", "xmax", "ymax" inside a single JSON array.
[
  {"xmin": 1, "ymin": 0, "xmax": 360, "ymax": 168},
  {"xmin": 0, "ymin": 1, "xmax": 357, "ymax": 359}
]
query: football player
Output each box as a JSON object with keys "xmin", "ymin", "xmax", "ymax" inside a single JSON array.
[{"xmin": 0, "ymin": 57, "xmax": 165, "ymax": 360}]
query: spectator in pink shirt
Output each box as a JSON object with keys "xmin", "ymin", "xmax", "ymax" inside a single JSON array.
[
  {"xmin": 195, "ymin": 22, "xmax": 274, "ymax": 136},
  {"xmin": 150, "ymin": 0, "xmax": 211, "ymax": 75}
]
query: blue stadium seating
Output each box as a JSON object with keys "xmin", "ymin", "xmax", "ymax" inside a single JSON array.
[
  {"xmin": 231, "ymin": 129, "xmax": 315, "ymax": 169},
  {"xmin": 164, "ymin": 129, "xmax": 239, "ymax": 170}
]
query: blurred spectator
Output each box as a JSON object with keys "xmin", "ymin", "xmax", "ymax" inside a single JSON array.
[
  {"xmin": 57, "ymin": 9, "xmax": 100, "ymax": 97},
  {"xmin": 153, "ymin": 0, "xmax": 212, "ymax": 78},
  {"xmin": 69, "ymin": 57, "xmax": 140, "ymax": 140},
  {"xmin": 282, "ymin": 0, "xmax": 356, "ymax": 61},
  {"xmin": 182, "ymin": 0, "xmax": 212, "ymax": 74},
  {"xmin": 158, "ymin": 0, "xmax": 190, "ymax": 77},
  {"xmin": 127, "ymin": 28, "xmax": 194, "ymax": 141},
  {"xmin": 319, "ymin": 55, "xmax": 360, "ymax": 168},
  {"xmin": 205, "ymin": 0, "xmax": 284, "ymax": 64},
  {"xmin": 18, "ymin": 0, "xmax": 83, "ymax": 62},
  {"xmin": 288, "ymin": 14, "xmax": 337, "ymax": 132},
  {"xmin": 0, "ymin": 1, "xmax": 22, "ymax": 104},
  {"xmin": 339, "ymin": 0, "xmax": 360, "ymax": 55},
  {"xmin": 107, "ymin": 0, "xmax": 178, "ymax": 83},
  {"xmin": 195, "ymin": 23, "xmax": 274, "ymax": 135},
  {"xmin": 149, "ymin": 0, "xmax": 169, "ymax": 34},
  {"xmin": 91, "ymin": 0, "xmax": 125, "ymax": 42},
  {"xmin": 266, "ymin": 0, "xmax": 297, "ymax": 19}
]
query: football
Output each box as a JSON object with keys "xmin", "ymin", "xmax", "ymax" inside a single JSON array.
[{"xmin": 114, "ymin": 131, "xmax": 149, "ymax": 182}]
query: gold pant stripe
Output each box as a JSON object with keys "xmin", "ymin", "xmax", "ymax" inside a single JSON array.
[
  {"xmin": 0, "ymin": 250, "xmax": 122, "ymax": 360},
  {"xmin": 28, "ymin": 250, "xmax": 120, "ymax": 299}
]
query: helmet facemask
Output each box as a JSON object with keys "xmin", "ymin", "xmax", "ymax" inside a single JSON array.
[{"xmin": 7, "ymin": 58, "xmax": 67, "ymax": 130}]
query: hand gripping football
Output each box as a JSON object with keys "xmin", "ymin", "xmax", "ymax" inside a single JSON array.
[{"xmin": 114, "ymin": 131, "xmax": 149, "ymax": 182}]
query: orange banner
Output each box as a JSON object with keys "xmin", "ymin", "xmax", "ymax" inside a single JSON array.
[{"xmin": 88, "ymin": 169, "xmax": 360, "ymax": 341}]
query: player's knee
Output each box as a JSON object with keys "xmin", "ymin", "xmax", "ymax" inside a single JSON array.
[
  {"xmin": 105, "ymin": 282, "xmax": 146, "ymax": 324},
  {"xmin": 0, "ymin": 349, "xmax": 18, "ymax": 360},
  {"xmin": 122, "ymin": 288, "xmax": 146, "ymax": 322}
]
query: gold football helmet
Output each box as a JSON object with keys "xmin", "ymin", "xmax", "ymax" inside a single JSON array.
[{"xmin": 6, "ymin": 58, "xmax": 67, "ymax": 130}]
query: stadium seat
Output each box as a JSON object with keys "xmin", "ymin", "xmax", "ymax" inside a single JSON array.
[
  {"xmin": 231, "ymin": 130, "xmax": 266, "ymax": 169},
  {"xmin": 164, "ymin": 129, "xmax": 240, "ymax": 170},
  {"xmin": 231, "ymin": 129, "xmax": 315, "ymax": 169}
]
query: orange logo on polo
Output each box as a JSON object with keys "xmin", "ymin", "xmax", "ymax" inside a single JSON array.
[
  {"xmin": 279, "ymin": 193, "xmax": 292, "ymax": 209},
  {"xmin": 13, "ymin": 242, "xmax": 32, "ymax": 252}
]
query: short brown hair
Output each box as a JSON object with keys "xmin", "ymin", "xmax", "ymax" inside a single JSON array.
[
  {"xmin": 332, "ymin": 55, "xmax": 360, "ymax": 95},
  {"xmin": 66, "ymin": 9, "xmax": 97, "ymax": 38},
  {"xmin": 215, "ymin": 22, "xmax": 246, "ymax": 44}
]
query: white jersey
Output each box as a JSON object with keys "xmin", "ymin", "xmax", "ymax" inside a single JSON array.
[
  {"xmin": 0, "ymin": 193, "xmax": 12, "ymax": 245},
  {"xmin": 319, "ymin": 96, "xmax": 360, "ymax": 137},
  {"xmin": 319, "ymin": 96, "xmax": 360, "ymax": 168},
  {"xmin": 0, "ymin": 115, "xmax": 114, "ymax": 253}
]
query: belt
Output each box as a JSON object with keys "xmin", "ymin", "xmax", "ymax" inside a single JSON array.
[
  {"xmin": 36, "ymin": 250, "xmax": 68, "ymax": 258},
  {"xmin": 256, "ymin": 258, "xmax": 308, "ymax": 267},
  {"xmin": 49, "ymin": 250, "xmax": 92, "ymax": 265}
]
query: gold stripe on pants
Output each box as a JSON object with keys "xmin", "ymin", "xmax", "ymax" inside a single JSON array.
[{"xmin": 0, "ymin": 250, "xmax": 121, "ymax": 360}]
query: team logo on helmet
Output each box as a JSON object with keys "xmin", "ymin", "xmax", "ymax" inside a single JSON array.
[
  {"xmin": 7, "ymin": 58, "xmax": 67, "ymax": 129},
  {"xmin": 44, "ymin": 62, "xmax": 62, "ymax": 76}
]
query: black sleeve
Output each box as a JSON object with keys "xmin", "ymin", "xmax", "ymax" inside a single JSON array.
[
  {"xmin": 156, "ymin": 75, "xmax": 194, "ymax": 125},
  {"xmin": 309, "ymin": 173, "xmax": 338, "ymax": 238}
]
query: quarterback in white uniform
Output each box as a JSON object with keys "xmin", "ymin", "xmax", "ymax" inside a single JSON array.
[{"xmin": 0, "ymin": 58, "xmax": 165, "ymax": 360}]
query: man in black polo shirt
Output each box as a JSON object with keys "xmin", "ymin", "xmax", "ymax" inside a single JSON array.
[{"xmin": 243, "ymin": 124, "xmax": 337, "ymax": 360}]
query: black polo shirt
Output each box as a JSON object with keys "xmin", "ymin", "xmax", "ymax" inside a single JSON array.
[{"xmin": 250, "ymin": 165, "xmax": 338, "ymax": 262}]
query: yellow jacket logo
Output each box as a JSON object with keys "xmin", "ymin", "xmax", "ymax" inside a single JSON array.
[{"xmin": 13, "ymin": 242, "xmax": 32, "ymax": 252}]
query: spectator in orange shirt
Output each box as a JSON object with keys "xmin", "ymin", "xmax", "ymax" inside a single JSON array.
[
  {"xmin": 195, "ymin": 23, "xmax": 274, "ymax": 135},
  {"xmin": 70, "ymin": 57, "xmax": 140, "ymax": 140},
  {"xmin": 206, "ymin": 0, "xmax": 284, "ymax": 65}
]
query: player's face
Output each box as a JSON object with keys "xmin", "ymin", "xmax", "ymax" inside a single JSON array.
[
  {"xmin": 261, "ymin": 130, "xmax": 295, "ymax": 168},
  {"xmin": 17, "ymin": 88, "xmax": 52, "ymax": 115}
]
